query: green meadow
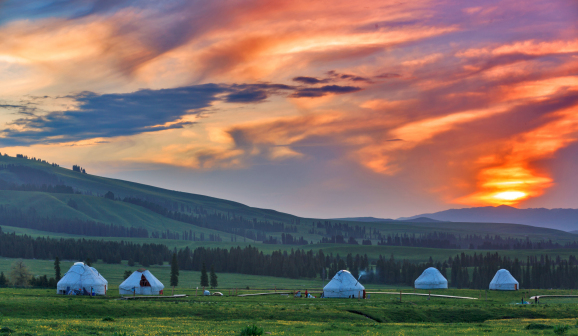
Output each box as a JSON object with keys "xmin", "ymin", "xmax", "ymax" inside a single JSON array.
[
  {"xmin": 2, "ymin": 258, "xmax": 578, "ymax": 334},
  {"xmin": 2, "ymin": 287, "xmax": 578, "ymax": 335}
]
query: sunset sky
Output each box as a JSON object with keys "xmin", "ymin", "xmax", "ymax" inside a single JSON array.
[{"xmin": 0, "ymin": 0, "xmax": 577, "ymax": 218}]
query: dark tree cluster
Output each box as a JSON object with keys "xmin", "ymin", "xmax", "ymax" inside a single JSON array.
[
  {"xmin": 374, "ymin": 232, "xmax": 577, "ymax": 250},
  {"xmin": 150, "ymin": 229, "xmax": 222, "ymax": 242},
  {"xmin": 314, "ymin": 221, "xmax": 369, "ymax": 239},
  {"xmin": 0, "ymin": 227, "xmax": 171, "ymax": 265},
  {"xmin": 72, "ymin": 165, "xmax": 86, "ymax": 174},
  {"xmin": 14, "ymin": 154, "xmax": 57, "ymax": 166},
  {"xmin": 319, "ymin": 235, "xmax": 361, "ymax": 245},
  {"xmin": 29, "ymin": 275, "xmax": 57, "ymax": 288},
  {"xmin": 280, "ymin": 233, "xmax": 308, "ymax": 245}
]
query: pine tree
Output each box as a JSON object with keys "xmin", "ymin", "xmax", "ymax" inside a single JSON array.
[
  {"xmin": 170, "ymin": 253, "xmax": 179, "ymax": 287},
  {"xmin": 200, "ymin": 262, "xmax": 209, "ymax": 287},
  {"xmin": 54, "ymin": 257, "xmax": 61, "ymax": 281},
  {"xmin": 0, "ymin": 271, "xmax": 7, "ymax": 286},
  {"xmin": 210, "ymin": 265, "xmax": 218, "ymax": 289}
]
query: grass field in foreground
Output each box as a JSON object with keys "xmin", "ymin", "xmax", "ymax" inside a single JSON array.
[{"xmin": 2, "ymin": 288, "xmax": 578, "ymax": 335}]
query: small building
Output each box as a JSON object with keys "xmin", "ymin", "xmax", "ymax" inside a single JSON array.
[
  {"xmin": 415, "ymin": 267, "xmax": 448, "ymax": 289},
  {"xmin": 489, "ymin": 269, "xmax": 519, "ymax": 290},
  {"xmin": 57, "ymin": 262, "xmax": 108, "ymax": 295},
  {"xmin": 323, "ymin": 270, "xmax": 365, "ymax": 298},
  {"xmin": 119, "ymin": 269, "xmax": 164, "ymax": 295}
]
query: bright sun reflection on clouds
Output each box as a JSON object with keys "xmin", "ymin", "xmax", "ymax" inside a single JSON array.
[{"xmin": 492, "ymin": 191, "xmax": 527, "ymax": 201}]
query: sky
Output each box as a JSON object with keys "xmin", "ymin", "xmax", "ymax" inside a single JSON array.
[{"xmin": 0, "ymin": 0, "xmax": 577, "ymax": 218}]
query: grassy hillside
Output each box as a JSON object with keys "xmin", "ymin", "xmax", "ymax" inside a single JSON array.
[
  {"xmin": 0, "ymin": 155, "xmax": 297, "ymax": 223},
  {"xmin": 1, "ymin": 154, "xmax": 578, "ymax": 245},
  {"xmin": 0, "ymin": 191, "xmax": 243, "ymax": 240}
]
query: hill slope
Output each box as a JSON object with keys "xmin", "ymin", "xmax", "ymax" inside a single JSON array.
[
  {"xmin": 0, "ymin": 154, "xmax": 577, "ymax": 244},
  {"xmin": 399, "ymin": 205, "xmax": 578, "ymax": 232},
  {"xmin": 0, "ymin": 155, "xmax": 297, "ymax": 223}
]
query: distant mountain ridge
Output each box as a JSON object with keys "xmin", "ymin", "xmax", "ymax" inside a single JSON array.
[
  {"xmin": 398, "ymin": 205, "xmax": 578, "ymax": 232},
  {"xmin": 332, "ymin": 216, "xmax": 440, "ymax": 223}
]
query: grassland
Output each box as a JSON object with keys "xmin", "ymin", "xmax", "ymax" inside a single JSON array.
[{"xmin": 2, "ymin": 287, "xmax": 578, "ymax": 335}]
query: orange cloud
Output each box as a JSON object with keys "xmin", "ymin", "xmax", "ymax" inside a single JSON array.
[{"xmin": 456, "ymin": 100, "xmax": 578, "ymax": 206}]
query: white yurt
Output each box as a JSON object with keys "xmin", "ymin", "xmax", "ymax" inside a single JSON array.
[
  {"xmin": 414, "ymin": 267, "xmax": 448, "ymax": 289},
  {"xmin": 57, "ymin": 262, "xmax": 108, "ymax": 295},
  {"xmin": 489, "ymin": 269, "xmax": 519, "ymax": 290},
  {"xmin": 323, "ymin": 270, "xmax": 365, "ymax": 298},
  {"xmin": 119, "ymin": 269, "xmax": 164, "ymax": 295},
  {"xmin": 91, "ymin": 267, "xmax": 108, "ymax": 289}
]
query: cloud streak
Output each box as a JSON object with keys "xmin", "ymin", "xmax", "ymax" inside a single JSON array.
[{"xmin": 0, "ymin": 82, "xmax": 364, "ymax": 145}]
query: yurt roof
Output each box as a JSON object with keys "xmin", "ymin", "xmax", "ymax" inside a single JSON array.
[
  {"xmin": 58, "ymin": 262, "xmax": 107, "ymax": 287},
  {"xmin": 490, "ymin": 269, "xmax": 519, "ymax": 284},
  {"xmin": 90, "ymin": 266, "xmax": 108, "ymax": 285},
  {"xmin": 415, "ymin": 267, "xmax": 447, "ymax": 285},
  {"xmin": 323, "ymin": 270, "xmax": 365, "ymax": 291}
]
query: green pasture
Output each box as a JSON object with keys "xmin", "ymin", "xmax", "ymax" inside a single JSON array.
[{"xmin": 2, "ymin": 288, "xmax": 578, "ymax": 335}]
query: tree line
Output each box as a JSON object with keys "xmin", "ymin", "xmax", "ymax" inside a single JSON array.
[
  {"xmin": 0, "ymin": 227, "xmax": 172, "ymax": 265},
  {"xmin": 4, "ymin": 226, "xmax": 578, "ymax": 289}
]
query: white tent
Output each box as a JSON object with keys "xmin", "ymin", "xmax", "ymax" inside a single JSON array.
[
  {"xmin": 91, "ymin": 267, "xmax": 108, "ymax": 289},
  {"xmin": 415, "ymin": 267, "xmax": 448, "ymax": 289},
  {"xmin": 489, "ymin": 269, "xmax": 519, "ymax": 290},
  {"xmin": 57, "ymin": 262, "xmax": 108, "ymax": 295},
  {"xmin": 323, "ymin": 270, "xmax": 365, "ymax": 298},
  {"xmin": 119, "ymin": 269, "xmax": 164, "ymax": 295}
]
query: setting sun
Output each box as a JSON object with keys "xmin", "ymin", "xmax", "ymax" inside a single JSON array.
[{"xmin": 492, "ymin": 191, "xmax": 527, "ymax": 201}]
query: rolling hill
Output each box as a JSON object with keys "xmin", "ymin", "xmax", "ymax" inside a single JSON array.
[
  {"xmin": 399, "ymin": 205, "xmax": 578, "ymax": 232},
  {"xmin": 1, "ymin": 154, "xmax": 577, "ymax": 246}
]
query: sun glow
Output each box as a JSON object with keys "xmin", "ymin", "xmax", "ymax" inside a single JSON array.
[{"xmin": 492, "ymin": 191, "xmax": 527, "ymax": 201}]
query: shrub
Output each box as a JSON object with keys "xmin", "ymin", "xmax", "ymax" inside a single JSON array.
[
  {"xmin": 553, "ymin": 325, "xmax": 570, "ymax": 335},
  {"xmin": 240, "ymin": 325, "xmax": 263, "ymax": 336},
  {"xmin": 102, "ymin": 316, "xmax": 115, "ymax": 322},
  {"xmin": 525, "ymin": 323, "xmax": 553, "ymax": 330}
]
